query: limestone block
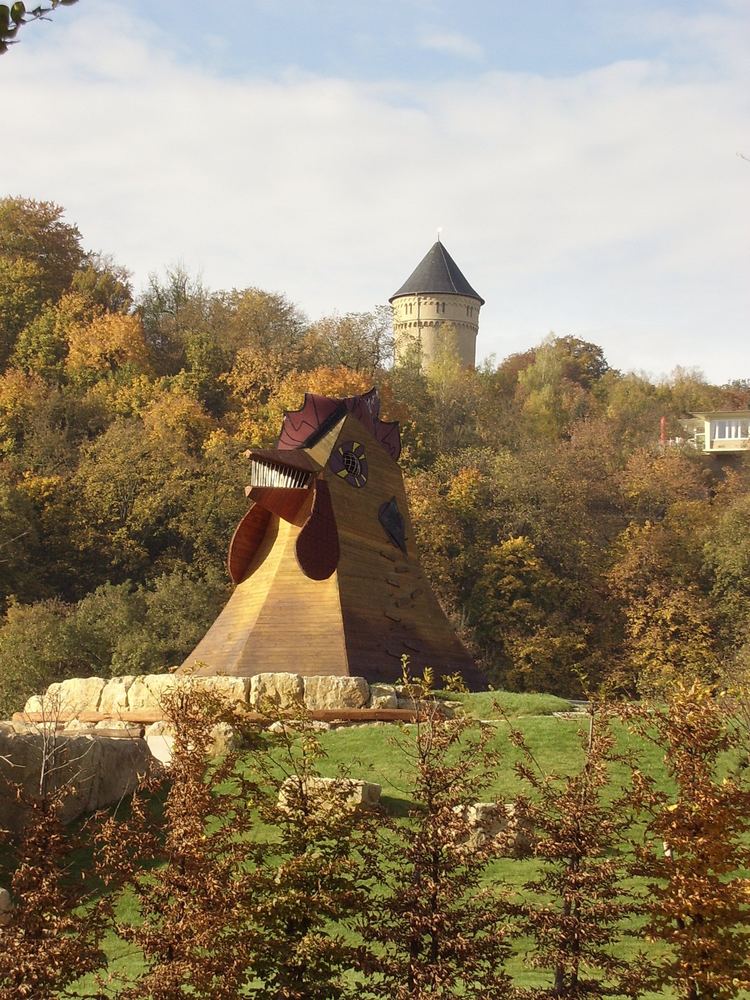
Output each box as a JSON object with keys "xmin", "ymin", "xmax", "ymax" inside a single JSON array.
[
  {"xmin": 0, "ymin": 730, "xmax": 151, "ymax": 832},
  {"xmin": 304, "ymin": 675, "xmax": 369, "ymax": 710},
  {"xmin": 144, "ymin": 720, "xmax": 174, "ymax": 766},
  {"xmin": 129, "ymin": 673, "xmax": 251, "ymax": 713},
  {"xmin": 194, "ymin": 675, "xmax": 251, "ymax": 706},
  {"xmin": 143, "ymin": 720, "xmax": 240, "ymax": 765},
  {"xmin": 0, "ymin": 887, "xmax": 11, "ymax": 927},
  {"xmin": 125, "ymin": 673, "xmax": 176, "ymax": 712},
  {"xmin": 62, "ymin": 719, "xmax": 97, "ymax": 735},
  {"xmin": 94, "ymin": 720, "xmax": 144, "ymax": 739},
  {"xmin": 51, "ymin": 677, "xmax": 105, "ymax": 716},
  {"xmin": 250, "ymin": 673, "xmax": 304, "ymax": 710},
  {"xmin": 126, "ymin": 677, "xmax": 157, "ymax": 712},
  {"xmin": 278, "ymin": 776, "xmax": 381, "ymax": 813},
  {"xmin": 267, "ymin": 719, "xmax": 331, "ymax": 734},
  {"xmin": 99, "ymin": 676, "xmax": 134, "ymax": 717},
  {"xmin": 23, "ymin": 694, "xmax": 44, "ymax": 715},
  {"xmin": 367, "ymin": 683, "xmax": 399, "ymax": 710},
  {"xmin": 454, "ymin": 801, "xmax": 535, "ymax": 857}
]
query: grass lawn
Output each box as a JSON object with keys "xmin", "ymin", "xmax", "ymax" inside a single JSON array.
[{"xmin": 10, "ymin": 691, "xmax": 744, "ymax": 997}]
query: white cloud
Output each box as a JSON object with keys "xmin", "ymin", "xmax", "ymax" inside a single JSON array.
[
  {"xmin": 2, "ymin": 1, "xmax": 749, "ymax": 383},
  {"xmin": 417, "ymin": 31, "xmax": 484, "ymax": 61}
]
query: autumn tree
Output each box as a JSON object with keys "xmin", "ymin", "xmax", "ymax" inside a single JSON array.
[
  {"xmin": 622, "ymin": 683, "xmax": 750, "ymax": 1000},
  {"xmin": 304, "ymin": 306, "xmax": 394, "ymax": 374},
  {"xmin": 101, "ymin": 685, "xmax": 263, "ymax": 999},
  {"xmin": 66, "ymin": 311, "xmax": 151, "ymax": 379},
  {"xmin": 0, "ymin": 701, "xmax": 112, "ymax": 999},
  {"xmin": 508, "ymin": 707, "xmax": 649, "ymax": 998},
  {"xmin": 467, "ymin": 535, "xmax": 587, "ymax": 695},
  {"xmin": 359, "ymin": 670, "xmax": 513, "ymax": 998},
  {"xmin": 608, "ymin": 513, "xmax": 720, "ymax": 695},
  {"xmin": 245, "ymin": 705, "xmax": 378, "ymax": 1000},
  {"xmin": 0, "ymin": 197, "xmax": 83, "ymax": 306},
  {"xmin": 0, "ymin": 257, "xmax": 44, "ymax": 368}
]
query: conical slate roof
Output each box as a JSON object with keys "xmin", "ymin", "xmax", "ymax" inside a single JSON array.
[{"xmin": 389, "ymin": 241, "xmax": 484, "ymax": 305}]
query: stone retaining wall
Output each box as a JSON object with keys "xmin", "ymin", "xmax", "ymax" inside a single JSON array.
[{"xmin": 22, "ymin": 672, "xmax": 405, "ymax": 719}]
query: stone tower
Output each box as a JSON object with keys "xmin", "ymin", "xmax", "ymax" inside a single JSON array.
[{"xmin": 389, "ymin": 240, "xmax": 484, "ymax": 368}]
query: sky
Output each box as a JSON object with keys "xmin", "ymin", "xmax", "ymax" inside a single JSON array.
[{"xmin": 3, "ymin": 0, "xmax": 749, "ymax": 383}]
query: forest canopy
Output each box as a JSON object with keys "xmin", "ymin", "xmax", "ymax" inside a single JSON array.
[{"xmin": 1, "ymin": 195, "xmax": 749, "ymax": 714}]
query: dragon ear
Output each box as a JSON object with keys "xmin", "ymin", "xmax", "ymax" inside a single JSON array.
[{"xmin": 295, "ymin": 479, "xmax": 339, "ymax": 580}]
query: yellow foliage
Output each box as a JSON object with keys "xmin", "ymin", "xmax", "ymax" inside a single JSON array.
[
  {"xmin": 66, "ymin": 312, "xmax": 150, "ymax": 375},
  {"xmin": 446, "ymin": 466, "xmax": 485, "ymax": 510},
  {"xmin": 142, "ymin": 391, "xmax": 213, "ymax": 454}
]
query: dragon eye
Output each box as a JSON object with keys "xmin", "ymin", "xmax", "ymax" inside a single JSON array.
[
  {"xmin": 342, "ymin": 451, "xmax": 361, "ymax": 476},
  {"xmin": 331, "ymin": 441, "xmax": 368, "ymax": 488}
]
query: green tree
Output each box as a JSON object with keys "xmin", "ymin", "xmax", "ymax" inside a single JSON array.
[
  {"xmin": 247, "ymin": 708, "xmax": 377, "ymax": 1000},
  {"xmin": 0, "ymin": 599, "xmax": 72, "ymax": 717}
]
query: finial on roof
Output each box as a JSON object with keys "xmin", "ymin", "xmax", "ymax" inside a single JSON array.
[{"xmin": 437, "ymin": 226, "xmax": 442, "ymax": 242}]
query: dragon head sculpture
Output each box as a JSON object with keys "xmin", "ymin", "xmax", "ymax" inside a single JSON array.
[{"xmin": 182, "ymin": 387, "xmax": 482, "ymax": 687}]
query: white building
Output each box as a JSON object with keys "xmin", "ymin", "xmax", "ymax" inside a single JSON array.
[{"xmin": 682, "ymin": 411, "xmax": 750, "ymax": 453}]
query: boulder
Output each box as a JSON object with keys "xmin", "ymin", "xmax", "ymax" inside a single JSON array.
[
  {"xmin": 208, "ymin": 721, "xmax": 241, "ymax": 756},
  {"xmin": 126, "ymin": 674, "xmax": 175, "ymax": 712},
  {"xmin": 0, "ymin": 887, "xmax": 11, "ymax": 927},
  {"xmin": 304, "ymin": 675, "xmax": 369, "ymax": 711},
  {"xmin": 454, "ymin": 801, "xmax": 535, "ymax": 857},
  {"xmin": 99, "ymin": 676, "xmax": 134, "ymax": 717},
  {"xmin": 250, "ymin": 673, "xmax": 304, "ymax": 711},
  {"xmin": 50, "ymin": 676, "xmax": 105, "ymax": 716},
  {"xmin": 144, "ymin": 720, "xmax": 174, "ymax": 765},
  {"xmin": 11, "ymin": 719, "xmax": 61, "ymax": 735},
  {"xmin": 195, "ymin": 675, "xmax": 251, "ymax": 706},
  {"xmin": 94, "ymin": 720, "xmax": 144, "ymax": 739},
  {"xmin": 368, "ymin": 683, "xmax": 399, "ymax": 710},
  {"xmin": 142, "ymin": 720, "xmax": 240, "ymax": 766},
  {"xmin": 438, "ymin": 700, "xmax": 463, "ymax": 719},
  {"xmin": 396, "ymin": 696, "xmax": 420, "ymax": 713},
  {"xmin": 88, "ymin": 736, "xmax": 152, "ymax": 813},
  {"xmin": 22, "ymin": 694, "xmax": 44, "ymax": 715},
  {"xmin": 61, "ymin": 719, "xmax": 97, "ymax": 735},
  {"xmin": 267, "ymin": 719, "xmax": 331, "ymax": 734},
  {"xmin": 0, "ymin": 730, "xmax": 151, "ymax": 832},
  {"xmin": 278, "ymin": 776, "xmax": 381, "ymax": 813}
]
